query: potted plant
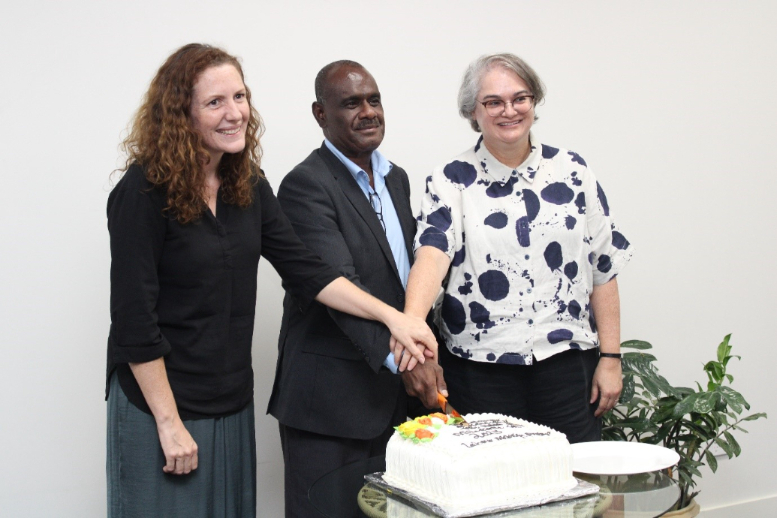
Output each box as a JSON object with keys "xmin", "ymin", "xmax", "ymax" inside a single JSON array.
[{"xmin": 602, "ymin": 334, "xmax": 767, "ymax": 515}]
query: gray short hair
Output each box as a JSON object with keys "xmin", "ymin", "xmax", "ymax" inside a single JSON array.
[{"xmin": 458, "ymin": 53, "xmax": 546, "ymax": 132}]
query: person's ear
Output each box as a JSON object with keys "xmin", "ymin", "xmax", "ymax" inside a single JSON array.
[{"xmin": 312, "ymin": 102, "xmax": 326, "ymax": 128}]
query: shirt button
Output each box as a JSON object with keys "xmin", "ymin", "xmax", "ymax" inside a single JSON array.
[{"xmin": 527, "ymin": 288, "xmax": 532, "ymax": 293}]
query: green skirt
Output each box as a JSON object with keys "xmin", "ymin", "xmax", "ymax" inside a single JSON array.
[{"xmin": 107, "ymin": 373, "xmax": 256, "ymax": 517}]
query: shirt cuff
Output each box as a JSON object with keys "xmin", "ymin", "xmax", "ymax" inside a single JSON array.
[{"xmin": 383, "ymin": 351, "xmax": 399, "ymax": 374}]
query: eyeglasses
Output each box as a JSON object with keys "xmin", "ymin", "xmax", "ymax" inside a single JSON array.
[
  {"xmin": 368, "ymin": 191, "xmax": 386, "ymax": 233},
  {"xmin": 478, "ymin": 95, "xmax": 535, "ymax": 117}
]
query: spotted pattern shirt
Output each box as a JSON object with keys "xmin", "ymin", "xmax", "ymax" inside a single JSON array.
[{"xmin": 414, "ymin": 135, "xmax": 633, "ymax": 364}]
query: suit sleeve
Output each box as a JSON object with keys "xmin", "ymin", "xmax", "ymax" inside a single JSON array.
[{"xmin": 277, "ymin": 167, "xmax": 393, "ymax": 373}]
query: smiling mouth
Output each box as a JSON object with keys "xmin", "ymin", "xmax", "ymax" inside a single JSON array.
[
  {"xmin": 356, "ymin": 120, "xmax": 381, "ymax": 131},
  {"xmin": 217, "ymin": 127, "xmax": 241, "ymax": 136},
  {"xmin": 497, "ymin": 119, "xmax": 522, "ymax": 127}
]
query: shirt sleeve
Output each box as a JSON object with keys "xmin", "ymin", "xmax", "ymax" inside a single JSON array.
[
  {"xmin": 255, "ymin": 176, "xmax": 341, "ymax": 312},
  {"xmin": 107, "ymin": 166, "xmax": 172, "ymax": 364},
  {"xmin": 583, "ymin": 166, "xmax": 634, "ymax": 285},
  {"xmin": 383, "ymin": 351, "xmax": 399, "ymax": 374},
  {"xmin": 413, "ymin": 170, "xmax": 461, "ymax": 260}
]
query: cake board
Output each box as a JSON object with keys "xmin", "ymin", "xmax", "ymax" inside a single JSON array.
[{"xmin": 365, "ymin": 472, "xmax": 600, "ymax": 518}]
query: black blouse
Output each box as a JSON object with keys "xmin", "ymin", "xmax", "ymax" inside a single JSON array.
[{"xmin": 107, "ymin": 165, "xmax": 339, "ymax": 419}]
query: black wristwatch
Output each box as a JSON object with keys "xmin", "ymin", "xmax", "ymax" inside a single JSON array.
[{"xmin": 599, "ymin": 352, "xmax": 622, "ymax": 359}]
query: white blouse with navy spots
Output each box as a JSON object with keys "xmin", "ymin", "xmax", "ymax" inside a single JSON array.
[{"xmin": 414, "ymin": 135, "xmax": 633, "ymax": 364}]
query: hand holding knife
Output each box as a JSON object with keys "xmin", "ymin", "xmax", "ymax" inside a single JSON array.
[{"xmin": 437, "ymin": 392, "xmax": 467, "ymax": 424}]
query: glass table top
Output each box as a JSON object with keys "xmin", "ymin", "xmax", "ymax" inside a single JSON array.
[{"xmin": 309, "ymin": 456, "xmax": 681, "ymax": 518}]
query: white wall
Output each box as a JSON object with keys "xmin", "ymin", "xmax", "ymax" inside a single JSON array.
[{"xmin": 1, "ymin": 1, "xmax": 775, "ymax": 516}]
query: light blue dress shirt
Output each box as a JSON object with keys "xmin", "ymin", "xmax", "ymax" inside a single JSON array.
[{"xmin": 324, "ymin": 139, "xmax": 410, "ymax": 373}]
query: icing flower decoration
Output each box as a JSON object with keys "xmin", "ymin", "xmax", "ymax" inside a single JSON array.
[
  {"xmin": 397, "ymin": 420, "xmax": 424, "ymax": 437},
  {"xmin": 429, "ymin": 412, "xmax": 449, "ymax": 423},
  {"xmin": 394, "ymin": 413, "xmax": 466, "ymax": 443},
  {"xmin": 414, "ymin": 428, "xmax": 435, "ymax": 440}
]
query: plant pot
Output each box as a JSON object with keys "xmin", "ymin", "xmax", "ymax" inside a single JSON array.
[{"xmin": 661, "ymin": 498, "xmax": 700, "ymax": 517}]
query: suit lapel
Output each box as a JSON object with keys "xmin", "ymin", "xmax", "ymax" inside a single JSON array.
[{"xmin": 318, "ymin": 144, "xmax": 402, "ymax": 281}]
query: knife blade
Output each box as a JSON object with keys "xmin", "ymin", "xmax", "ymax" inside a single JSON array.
[{"xmin": 437, "ymin": 392, "xmax": 467, "ymax": 424}]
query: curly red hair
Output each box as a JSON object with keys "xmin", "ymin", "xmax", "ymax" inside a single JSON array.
[{"xmin": 121, "ymin": 43, "xmax": 264, "ymax": 224}]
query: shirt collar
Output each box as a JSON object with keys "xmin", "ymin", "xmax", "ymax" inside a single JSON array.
[
  {"xmin": 324, "ymin": 139, "xmax": 393, "ymax": 192},
  {"xmin": 474, "ymin": 133, "xmax": 542, "ymax": 184}
]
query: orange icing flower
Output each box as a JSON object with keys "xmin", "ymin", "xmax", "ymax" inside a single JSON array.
[
  {"xmin": 415, "ymin": 417, "xmax": 433, "ymax": 426},
  {"xmin": 414, "ymin": 428, "xmax": 435, "ymax": 440},
  {"xmin": 429, "ymin": 412, "xmax": 448, "ymax": 423}
]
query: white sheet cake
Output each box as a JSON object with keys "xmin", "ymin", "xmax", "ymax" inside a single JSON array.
[{"xmin": 384, "ymin": 413, "xmax": 578, "ymax": 515}]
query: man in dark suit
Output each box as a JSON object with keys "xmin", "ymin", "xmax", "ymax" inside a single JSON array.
[{"xmin": 267, "ymin": 60, "xmax": 446, "ymax": 517}]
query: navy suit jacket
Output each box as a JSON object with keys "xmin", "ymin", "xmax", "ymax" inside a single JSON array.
[{"xmin": 267, "ymin": 143, "xmax": 416, "ymax": 439}]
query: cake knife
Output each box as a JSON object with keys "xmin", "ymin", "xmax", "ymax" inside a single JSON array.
[{"xmin": 437, "ymin": 392, "xmax": 468, "ymax": 424}]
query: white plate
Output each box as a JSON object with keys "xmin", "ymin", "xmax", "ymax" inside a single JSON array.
[{"xmin": 572, "ymin": 441, "xmax": 680, "ymax": 475}]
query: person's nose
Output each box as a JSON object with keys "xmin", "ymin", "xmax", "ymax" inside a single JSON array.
[
  {"xmin": 225, "ymin": 100, "xmax": 242, "ymax": 122},
  {"xmin": 359, "ymin": 100, "xmax": 377, "ymax": 118},
  {"xmin": 503, "ymin": 100, "xmax": 519, "ymax": 116}
]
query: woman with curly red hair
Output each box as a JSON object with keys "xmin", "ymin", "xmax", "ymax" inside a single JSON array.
[{"xmin": 106, "ymin": 43, "xmax": 435, "ymax": 517}]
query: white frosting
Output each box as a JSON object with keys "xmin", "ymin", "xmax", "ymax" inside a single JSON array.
[{"xmin": 384, "ymin": 413, "xmax": 577, "ymax": 513}]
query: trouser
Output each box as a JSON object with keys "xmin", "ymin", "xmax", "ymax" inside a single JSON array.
[
  {"xmin": 439, "ymin": 345, "xmax": 602, "ymax": 443},
  {"xmin": 278, "ymin": 393, "xmax": 405, "ymax": 518}
]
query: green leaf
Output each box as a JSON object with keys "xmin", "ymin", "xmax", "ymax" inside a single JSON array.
[
  {"xmin": 681, "ymin": 462, "xmax": 703, "ymax": 478},
  {"xmin": 717, "ymin": 386, "xmax": 746, "ymax": 414},
  {"xmin": 705, "ymin": 449, "xmax": 718, "ymax": 472},
  {"xmin": 621, "ymin": 340, "xmax": 652, "ymax": 350},
  {"xmin": 714, "ymin": 437, "xmax": 733, "ymax": 458},
  {"xmin": 717, "ymin": 334, "xmax": 732, "ymax": 363},
  {"xmin": 704, "ymin": 361, "xmax": 724, "ymax": 383},
  {"xmin": 742, "ymin": 412, "xmax": 767, "ymax": 422},
  {"xmin": 602, "ymin": 427, "xmax": 628, "ymax": 441},
  {"xmin": 623, "ymin": 351, "xmax": 657, "ymax": 362},
  {"xmin": 724, "ymin": 431, "xmax": 742, "ymax": 456},
  {"xmin": 673, "ymin": 394, "xmax": 699, "ymax": 418},
  {"xmin": 649, "ymin": 374, "xmax": 678, "ymax": 398},
  {"xmin": 620, "ymin": 374, "xmax": 635, "ymax": 403},
  {"xmin": 694, "ymin": 392, "xmax": 717, "ymax": 413},
  {"xmin": 653, "ymin": 424, "xmax": 673, "ymax": 443},
  {"xmin": 640, "ymin": 376, "xmax": 665, "ymax": 399}
]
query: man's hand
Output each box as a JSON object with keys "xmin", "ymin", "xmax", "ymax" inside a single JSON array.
[
  {"xmin": 590, "ymin": 358, "xmax": 623, "ymax": 417},
  {"xmin": 401, "ymin": 360, "xmax": 447, "ymax": 409}
]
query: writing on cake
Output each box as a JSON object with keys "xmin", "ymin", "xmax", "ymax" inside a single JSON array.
[{"xmin": 453, "ymin": 419, "xmax": 551, "ymax": 448}]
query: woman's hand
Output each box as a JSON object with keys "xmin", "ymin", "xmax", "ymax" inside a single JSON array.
[
  {"xmin": 129, "ymin": 358, "xmax": 199, "ymax": 475},
  {"xmin": 390, "ymin": 335, "xmax": 435, "ymax": 372},
  {"xmin": 156, "ymin": 417, "xmax": 199, "ymax": 475},
  {"xmin": 385, "ymin": 311, "xmax": 437, "ymax": 370},
  {"xmin": 590, "ymin": 357, "xmax": 623, "ymax": 417}
]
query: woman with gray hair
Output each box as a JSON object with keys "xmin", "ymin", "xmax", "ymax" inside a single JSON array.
[{"xmin": 399, "ymin": 53, "xmax": 634, "ymax": 442}]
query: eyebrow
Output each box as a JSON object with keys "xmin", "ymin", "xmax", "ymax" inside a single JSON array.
[
  {"xmin": 340, "ymin": 93, "xmax": 381, "ymax": 104},
  {"xmin": 480, "ymin": 90, "xmax": 531, "ymax": 100}
]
